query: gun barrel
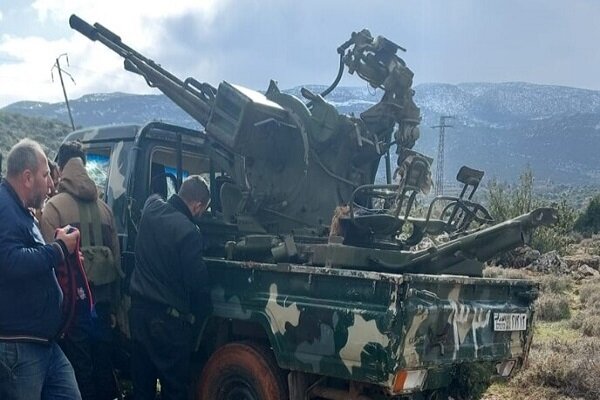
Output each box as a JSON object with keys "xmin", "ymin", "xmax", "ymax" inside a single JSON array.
[
  {"xmin": 69, "ymin": 14, "xmax": 215, "ymax": 127},
  {"xmin": 381, "ymin": 207, "xmax": 558, "ymax": 274},
  {"xmin": 69, "ymin": 14, "xmax": 98, "ymax": 42}
]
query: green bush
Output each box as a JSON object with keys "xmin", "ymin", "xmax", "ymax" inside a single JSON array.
[
  {"xmin": 0, "ymin": 111, "xmax": 71, "ymax": 176},
  {"xmin": 575, "ymin": 195, "xmax": 600, "ymax": 234},
  {"xmin": 531, "ymin": 198, "xmax": 578, "ymax": 254},
  {"xmin": 486, "ymin": 168, "xmax": 535, "ymax": 221},
  {"xmin": 485, "ymin": 168, "xmax": 578, "ymax": 255},
  {"xmin": 535, "ymin": 293, "xmax": 571, "ymax": 321}
]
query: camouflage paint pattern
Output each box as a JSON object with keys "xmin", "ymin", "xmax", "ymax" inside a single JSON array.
[{"xmin": 208, "ymin": 259, "xmax": 536, "ymax": 394}]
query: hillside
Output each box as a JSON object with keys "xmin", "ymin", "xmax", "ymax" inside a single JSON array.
[
  {"xmin": 0, "ymin": 112, "xmax": 72, "ymax": 174},
  {"xmin": 3, "ymin": 82, "xmax": 600, "ymax": 185}
]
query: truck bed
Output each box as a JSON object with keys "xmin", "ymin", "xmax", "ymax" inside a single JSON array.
[{"xmin": 207, "ymin": 259, "xmax": 537, "ymax": 394}]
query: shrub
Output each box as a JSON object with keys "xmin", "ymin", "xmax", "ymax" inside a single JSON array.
[
  {"xmin": 531, "ymin": 198, "xmax": 578, "ymax": 254},
  {"xmin": 579, "ymin": 282, "xmax": 600, "ymax": 307},
  {"xmin": 581, "ymin": 315, "xmax": 600, "ymax": 337},
  {"xmin": 486, "ymin": 168, "xmax": 535, "ymax": 222},
  {"xmin": 538, "ymin": 275, "xmax": 571, "ymax": 294},
  {"xmin": 485, "ymin": 168, "xmax": 578, "ymax": 255},
  {"xmin": 575, "ymin": 195, "xmax": 600, "ymax": 235},
  {"xmin": 535, "ymin": 293, "xmax": 571, "ymax": 321},
  {"xmin": 570, "ymin": 312, "xmax": 585, "ymax": 330},
  {"xmin": 513, "ymin": 338, "xmax": 600, "ymax": 400}
]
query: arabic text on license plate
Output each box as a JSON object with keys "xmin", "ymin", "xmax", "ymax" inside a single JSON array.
[{"xmin": 494, "ymin": 313, "xmax": 527, "ymax": 331}]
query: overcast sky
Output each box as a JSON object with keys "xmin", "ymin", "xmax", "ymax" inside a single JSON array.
[{"xmin": 1, "ymin": 0, "xmax": 599, "ymax": 107}]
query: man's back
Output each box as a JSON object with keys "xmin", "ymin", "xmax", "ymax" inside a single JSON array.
[
  {"xmin": 41, "ymin": 157, "xmax": 122, "ymax": 303},
  {"xmin": 130, "ymin": 194, "xmax": 207, "ymax": 316},
  {"xmin": 41, "ymin": 151, "xmax": 122, "ymax": 400}
]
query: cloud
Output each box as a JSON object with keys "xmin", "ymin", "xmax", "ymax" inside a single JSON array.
[
  {"xmin": 0, "ymin": 0, "xmax": 230, "ymax": 106},
  {"xmin": 2, "ymin": 0, "xmax": 600, "ymax": 108}
]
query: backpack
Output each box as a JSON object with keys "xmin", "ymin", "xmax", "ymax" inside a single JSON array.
[
  {"xmin": 55, "ymin": 235, "xmax": 93, "ymax": 337},
  {"xmin": 78, "ymin": 200, "xmax": 119, "ymax": 286}
]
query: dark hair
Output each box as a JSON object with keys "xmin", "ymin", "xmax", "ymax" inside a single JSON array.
[
  {"xmin": 56, "ymin": 141, "xmax": 86, "ymax": 170},
  {"xmin": 7, "ymin": 139, "xmax": 44, "ymax": 178},
  {"xmin": 178, "ymin": 175, "xmax": 210, "ymax": 204}
]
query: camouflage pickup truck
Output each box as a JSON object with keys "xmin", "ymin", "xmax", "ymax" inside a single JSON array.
[{"xmin": 66, "ymin": 15, "xmax": 556, "ymax": 400}]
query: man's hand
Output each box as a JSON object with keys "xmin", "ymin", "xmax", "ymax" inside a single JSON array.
[{"xmin": 55, "ymin": 227, "xmax": 80, "ymax": 255}]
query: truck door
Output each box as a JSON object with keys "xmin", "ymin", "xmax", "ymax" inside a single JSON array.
[{"xmin": 128, "ymin": 126, "xmax": 211, "ymax": 230}]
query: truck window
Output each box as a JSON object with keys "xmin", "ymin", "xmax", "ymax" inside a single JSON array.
[
  {"xmin": 149, "ymin": 147, "xmax": 210, "ymax": 200},
  {"xmin": 86, "ymin": 149, "xmax": 111, "ymax": 196}
]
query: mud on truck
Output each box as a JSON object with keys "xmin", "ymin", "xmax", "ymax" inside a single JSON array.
[{"xmin": 66, "ymin": 15, "xmax": 556, "ymax": 400}]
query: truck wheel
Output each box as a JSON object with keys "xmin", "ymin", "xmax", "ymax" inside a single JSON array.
[{"xmin": 197, "ymin": 342, "xmax": 288, "ymax": 400}]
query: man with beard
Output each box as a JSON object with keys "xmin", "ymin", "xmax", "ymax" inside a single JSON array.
[{"xmin": 0, "ymin": 138, "xmax": 81, "ymax": 399}]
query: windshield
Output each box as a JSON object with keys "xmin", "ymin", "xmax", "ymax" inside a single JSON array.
[{"xmin": 86, "ymin": 152, "xmax": 111, "ymax": 193}]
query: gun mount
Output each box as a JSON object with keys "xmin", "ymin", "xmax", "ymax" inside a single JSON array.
[
  {"xmin": 70, "ymin": 15, "xmax": 557, "ymax": 277},
  {"xmin": 70, "ymin": 16, "xmax": 421, "ymax": 231}
]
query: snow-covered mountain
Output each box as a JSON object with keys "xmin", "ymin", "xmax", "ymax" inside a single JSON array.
[{"xmin": 3, "ymin": 82, "xmax": 600, "ymax": 184}]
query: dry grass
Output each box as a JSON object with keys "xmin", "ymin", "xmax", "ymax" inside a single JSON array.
[
  {"xmin": 568, "ymin": 281, "xmax": 600, "ymax": 337},
  {"xmin": 581, "ymin": 316, "xmax": 600, "ymax": 337},
  {"xmin": 578, "ymin": 281, "xmax": 600, "ymax": 308},
  {"xmin": 482, "ymin": 266, "xmax": 530, "ymax": 280},
  {"xmin": 535, "ymin": 293, "xmax": 571, "ymax": 322},
  {"xmin": 538, "ymin": 275, "xmax": 571, "ymax": 294},
  {"xmin": 512, "ymin": 339, "xmax": 600, "ymax": 400}
]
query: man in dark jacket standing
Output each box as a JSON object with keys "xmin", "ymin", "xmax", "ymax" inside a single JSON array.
[
  {"xmin": 0, "ymin": 139, "xmax": 81, "ymax": 399},
  {"xmin": 130, "ymin": 175, "xmax": 211, "ymax": 400}
]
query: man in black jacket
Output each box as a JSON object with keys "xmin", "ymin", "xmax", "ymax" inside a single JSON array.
[{"xmin": 129, "ymin": 175, "xmax": 210, "ymax": 400}]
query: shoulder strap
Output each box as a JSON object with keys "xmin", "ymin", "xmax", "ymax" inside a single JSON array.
[
  {"xmin": 77, "ymin": 200, "xmax": 104, "ymax": 247},
  {"xmin": 89, "ymin": 201, "xmax": 104, "ymax": 247}
]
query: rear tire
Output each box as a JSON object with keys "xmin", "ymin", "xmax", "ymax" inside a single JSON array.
[{"xmin": 196, "ymin": 342, "xmax": 288, "ymax": 400}]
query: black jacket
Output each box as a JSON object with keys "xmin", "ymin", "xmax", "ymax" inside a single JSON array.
[{"xmin": 130, "ymin": 194, "xmax": 209, "ymax": 317}]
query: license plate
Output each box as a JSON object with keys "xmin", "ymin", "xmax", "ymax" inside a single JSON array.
[{"xmin": 494, "ymin": 313, "xmax": 527, "ymax": 331}]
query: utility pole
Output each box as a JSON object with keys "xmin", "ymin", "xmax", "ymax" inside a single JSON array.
[
  {"xmin": 51, "ymin": 53, "xmax": 76, "ymax": 131},
  {"xmin": 432, "ymin": 115, "xmax": 454, "ymax": 196}
]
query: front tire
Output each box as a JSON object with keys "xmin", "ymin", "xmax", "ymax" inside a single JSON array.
[{"xmin": 197, "ymin": 342, "xmax": 288, "ymax": 400}]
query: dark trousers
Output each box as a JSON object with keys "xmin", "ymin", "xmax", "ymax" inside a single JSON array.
[
  {"xmin": 129, "ymin": 302, "xmax": 193, "ymax": 400},
  {"xmin": 60, "ymin": 321, "xmax": 119, "ymax": 400},
  {"xmin": 60, "ymin": 330, "xmax": 95, "ymax": 400}
]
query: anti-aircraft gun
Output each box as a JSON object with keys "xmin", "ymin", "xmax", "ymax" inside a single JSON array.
[
  {"xmin": 69, "ymin": 15, "xmax": 556, "ymax": 277},
  {"xmin": 70, "ymin": 16, "xmax": 422, "ymax": 233},
  {"xmin": 68, "ymin": 15, "xmax": 559, "ymax": 399}
]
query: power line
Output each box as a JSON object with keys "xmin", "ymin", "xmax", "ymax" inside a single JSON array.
[
  {"xmin": 431, "ymin": 115, "xmax": 455, "ymax": 196},
  {"xmin": 51, "ymin": 53, "xmax": 76, "ymax": 131}
]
